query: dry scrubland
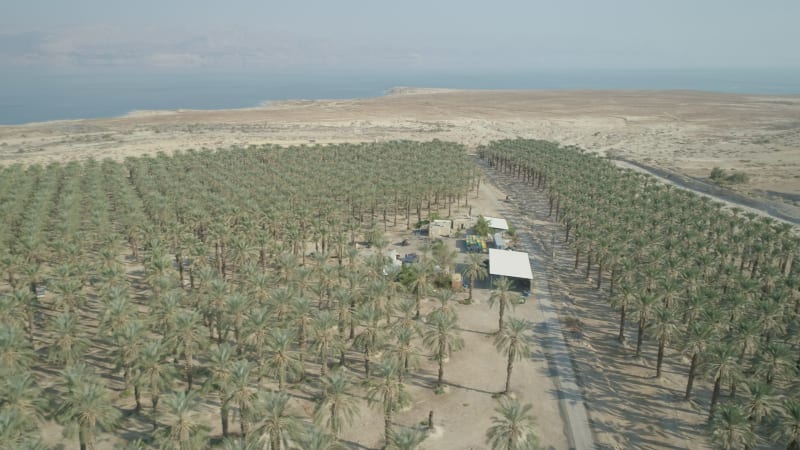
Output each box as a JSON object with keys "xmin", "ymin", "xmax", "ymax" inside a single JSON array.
[{"xmin": 2, "ymin": 90, "xmax": 800, "ymax": 450}]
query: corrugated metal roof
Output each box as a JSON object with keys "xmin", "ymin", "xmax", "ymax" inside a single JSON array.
[
  {"xmin": 488, "ymin": 248, "xmax": 533, "ymax": 279},
  {"xmin": 484, "ymin": 216, "xmax": 509, "ymax": 230}
]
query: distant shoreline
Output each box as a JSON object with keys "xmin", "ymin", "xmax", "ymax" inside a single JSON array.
[{"xmin": 4, "ymin": 86, "xmax": 799, "ymax": 128}]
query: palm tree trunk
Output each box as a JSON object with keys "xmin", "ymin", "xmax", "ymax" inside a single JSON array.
[
  {"xmin": 364, "ymin": 347, "xmax": 371, "ymax": 379},
  {"xmin": 596, "ymin": 262, "xmax": 602, "ymax": 288},
  {"xmin": 610, "ymin": 267, "xmax": 616, "ymax": 294},
  {"xmin": 221, "ymin": 400, "xmax": 230, "ymax": 437},
  {"xmin": 26, "ymin": 310, "xmax": 34, "ymax": 348},
  {"xmin": 79, "ymin": 425, "xmax": 87, "ymax": 450},
  {"xmin": 151, "ymin": 391, "xmax": 160, "ymax": 430},
  {"xmin": 185, "ymin": 352, "xmax": 193, "ymax": 391},
  {"xmin": 636, "ymin": 316, "xmax": 645, "ymax": 357},
  {"xmin": 685, "ymin": 353, "xmax": 698, "ymax": 401},
  {"xmin": 298, "ymin": 331, "xmax": 306, "ymax": 381},
  {"xmin": 240, "ymin": 404, "xmax": 250, "ymax": 437},
  {"xmin": 709, "ymin": 376, "xmax": 722, "ymax": 420},
  {"xmin": 176, "ymin": 254, "xmax": 184, "ymax": 288},
  {"xmin": 498, "ymin": 299, "xmax": 505, "ymax": 332},
  {"xmin": 437, "ymin": 353, "xmax": 444, "ymax": 388},
  {"xmin": 618, "ymin": 303, "xmax": 627, "ymax": 343},
  {"xmin": 331, "ymin": 403, "xmax": 339, "ymax": 437},
  {"xmin": 384, "ymin": 411, "xmax": 392, "ymax": 448},
  {"xmin": 656, "ymin": 338, "xmax": 665, "ymax": 378},
  {"xmin": 505, "ymin": 349, "xmax": 515, "ymax": 393},
  {"xmin": 134, "ymin": 384, "xmax": 142, "ymax": 413},
  {"xmin": 349, "ymin": 298, "xmax": 356, "ymax": 339},
  {"xmin": 585, "ymin": 254, "xmax": 592, "ymax": 279}
]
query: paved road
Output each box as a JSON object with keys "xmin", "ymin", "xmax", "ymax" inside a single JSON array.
[{"xmin": 484, "ymin": 162, "xmax": 595, "ymax": 450}]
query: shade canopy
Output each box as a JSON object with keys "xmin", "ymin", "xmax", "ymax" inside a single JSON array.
[
  {"xmin": 484, "ymin": 216, "xmax": 509, "ymax": 230},
  {"xmin": 488, "ymin": 248, "xmax": 533, "ymax": 280}
]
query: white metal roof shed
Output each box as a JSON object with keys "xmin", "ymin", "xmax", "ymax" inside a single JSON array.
[
  {"xmin": 484, "ymin": 216, "xmax": 509, "ymax": 231},
  {"xmin": 488, "ymin": 248, "xmax": 533, "ymax": 280}
]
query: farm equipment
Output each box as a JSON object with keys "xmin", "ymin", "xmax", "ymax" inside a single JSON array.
[{"xmin": 465, "ymin": 235, "xmax": 487, "ymax": 253}]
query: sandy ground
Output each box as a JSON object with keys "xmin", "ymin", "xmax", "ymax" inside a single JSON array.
[{"xmin": 1, "ymin": 89, "xmax": 800, "ymax": 199}]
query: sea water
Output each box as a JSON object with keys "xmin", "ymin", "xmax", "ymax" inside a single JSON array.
[{"xmin": 1, "ymin": 68, "xmax": 799, "ymax": 125}]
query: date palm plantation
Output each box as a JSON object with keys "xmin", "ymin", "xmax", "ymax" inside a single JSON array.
[
  {"xmin": 3, "ymin": 134, "xmax": 798, "ymax": 448},
  {"xmin": 0, "ymin": 142, "xmax": 488, "ymax": 448},
  {"xmin": 480, "ymin": 138, "xmax": 800, "ymax": 448}
]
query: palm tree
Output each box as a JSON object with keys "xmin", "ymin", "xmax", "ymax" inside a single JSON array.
[
  {"xmin": 0, "ymin": 325, "xmax": 35, "ymax": 377},
  {"xmin": 494, "ymin": 318, "xmax": 531, "ymax": 394},
  {"xmin": 431, "ymin": 288, "xmax": 458, "ymax": 321},
  {"xmin": 388, "ymin": 426, "xmax": 427, "ymax": 450},
  {"xmin": 206, "ymin": 343, "xmax": 235, "ymax": 437},
  {"xmin": 709, "ymin": 403, "xmax": 757, "ymax": 450},
  {"xmin": 57, "ymin": 377, "xmax": 121, "ymax": 450},
  {"xmin": 9, "ymin": 289, "xmax": 38, "ymax": 347},
  {"xmin": 0, "ymin": 371, "xmax": 47, "ymax": 436},
  {"xmin": 224, "ymin": 292, "xmax": 253, "ymax": 354},
  {"xmin": 770, "ymin": 398, "xmax": 800, "ymax": 450},
  {"xmin": 610, "ymin": 281, "xmax": 635, "ymax": 343},
  {"xmin": 754, "ymin": 341, "xmax": 795, "ymax": 385},
  {"xmin": 47, "ymin": 312, "xmax": 90, "ymax": 367},
  {"xmin": 651, "ymin": 306, "xmax": 680, "ymax": 379},
  {"xmin": 298, "ymin": 426, "xmax": 348, "ymax": 450},
  {"xmin": 704, "ymin": 344, "xmax": 744, "ymax": 420},
  {"xmin": 485, "ymin": 397, "xmax": 539, "ymax": 450},
  {"xmin": 310, "ymin": 310, "xmax": 345, "ymax": 377},
  {"xmin": 474, "ymin": 216, "xmax": 491, "ymax": 237},
  {"xmin": 740, "ymin": 381, "xmax": 780, "ymax": 426},
  {"xmin": 422, "ymin": 309, "xmax": 464, "ymax": 391},
  {"xmin": 313, "ymin": 369, "xmax": 361, "ymax": 438},
  {"xmin": 488, "ymin": 277, "xmax": 516, "ymax": 333},
  {"xmin": 680, "ymin": 319, "xmax": 716, "ymax": 401},
  {"xmin": 228, "ymin": 359, "xmax": 260, "ymax": 438},
  {"xmin": 167, "ymin": 309, "xmax": 208, "ymax": 391},
  {"xmin": 0, "ymin": 408, "xmax": 43, "ymax": 449},
  {"xmin": 266, "ymin": 328, "xmax": 302, "ymax": 392},
  {"xmin": 290, "ymin": 295, "xmax": 315, "ymax": 379},
  {"xmin": 134, "ymin": 340, "xmax": 176, "ymax": 429},
  {"xmin": 407, "ymin": 260, "xmax": 433, "ymax": 319},
  {"xmin": 219, "ymin": 436, "xmax": 262, "ymax": 450},
  {"xmin": 253, "ymin": 391, "xmax": 303, "ymax": 450},
  {"xmin": 367, "ymin": 359, "xmax": 410, "ymax": 448},
  {"xmin": 462, "ymin": 253, "xmax": 488, "ymax": 304},
  {"xmin": 155, "ymin": 391, "xmax": 209, "ymax": 450},
  {"xmin": 353, "ymin": 303, "xmax": 383, "ymax": 379},
  {"xmin": 388, "ymin": 325, "xmax": 420, "ymax": 382},
  {"xmin": 112, "ymin": 320, "xmax": 147, "ymax": 403},
  {"xmin": 632, "ymin": 292, "xmax": 658, "ymax": 358}
]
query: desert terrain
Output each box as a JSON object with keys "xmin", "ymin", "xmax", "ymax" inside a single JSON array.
[{"xmin": 2, "ymin": 88, "xmax": 800, "ymax": 200}]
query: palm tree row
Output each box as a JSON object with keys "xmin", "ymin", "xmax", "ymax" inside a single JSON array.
[{"xmin": 480, "ymin": 138, "xmax": 800, "ymax": 449}]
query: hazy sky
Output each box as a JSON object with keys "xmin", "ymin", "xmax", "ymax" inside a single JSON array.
[{"xmin": 2, "ymin": 0, "xmax": 798, "ymax": 73}]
